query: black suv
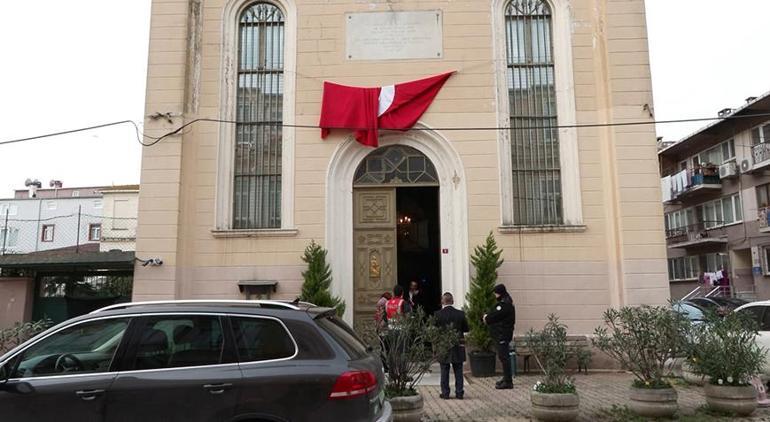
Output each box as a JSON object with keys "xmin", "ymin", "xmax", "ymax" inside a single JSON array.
[{"xmin": 0, "ymin": 300, "xmax": 392, "ymax": 422}]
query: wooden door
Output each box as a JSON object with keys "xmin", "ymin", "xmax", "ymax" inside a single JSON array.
[{"xmin": 353, "ymin": 188, "xmax": 397, "ymax": 330}]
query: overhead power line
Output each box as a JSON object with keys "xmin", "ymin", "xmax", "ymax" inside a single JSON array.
[
  {"xmin": 2, "ymin": 112, "xmax": 770, "ymax": 148},
  {"xmin": 0, "ymin": 120, "xmax": 162, "ymax": 147}
]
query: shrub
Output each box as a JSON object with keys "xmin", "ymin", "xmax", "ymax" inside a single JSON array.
[
  {"xmin": 593, "ymin": 305, "xmax": 690, "ymax": 389},
  {"xmin": 687, "ymin": 311, "xmax": 766, "ymax": 386},
  {"xmin": 299, "ymin": 240, "xmax": 345, "ymax": 317},
  {"xmin": 464, "ymin": 232, "xmax": 502, "ymax": 353},
  {"xmin": 359, "ymin": 308, "xmax": 458, "ymax": 398},
  {"xmin": 527, "ymin": 314, "xmax": 576, "ymax": 394},
  {"xmin": 0, "ymin": 320, "xmax": 51, "ymax": 354}
]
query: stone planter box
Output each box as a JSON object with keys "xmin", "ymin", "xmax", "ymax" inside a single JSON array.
[
  {"xmin": 389, "ymin": 393, "xmax": 424, "ymax": 422},
  {"xmin": 682, "ymin": 362, "xmax": 707, "ymax": 386},
  {"xmin": 531, "ymin": 391, "xmax": 579, "ymax": 421},
  {"xmin": 704, "ymin": 384, "xmax": 757, "ymax": 416},
  {"xmin": 628, "ymin": 386, "xmax": 678, "ymax": 418}
]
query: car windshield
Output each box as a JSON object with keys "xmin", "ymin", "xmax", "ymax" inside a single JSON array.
[
  {"xmin": 673, "ymin": 302, "xmax": 705, "ymax": 321},
  {"xmin": 690, "ymin": 299, "xmax": 718, "ymax": 309}
]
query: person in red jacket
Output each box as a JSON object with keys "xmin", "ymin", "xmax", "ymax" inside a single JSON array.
[{"xmin": 386, "ymin": 285, "xmax": 411, "ymax": 320}]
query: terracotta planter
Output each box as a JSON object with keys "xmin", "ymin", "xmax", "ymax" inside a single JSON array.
[
  {"xmin": 628, "ymin": 386, "xmax": 678, "ymax": 418},
  {"xmin": 469, "ymin": 351, "xmax": 496, "ymax": 377},
  {"xmin": 531, "ymin": 391, "xmax": 580, "ymax": 421},
  {"xmin": 389, "ymin": 393, "xmax": 424, "ymax": 422},
  {"xmin": 682, "ymin": 362, "xmax": 707, "ymax": 386},
  {"xmin": 704, "ymin": 384, "xmax": 757, "ymax": 416}
]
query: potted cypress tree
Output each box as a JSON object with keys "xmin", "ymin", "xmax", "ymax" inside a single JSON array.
[
  {"xmin": 299, "ymin": 240, "xmax": 345, "ymax": 316},
  {"xmin": 687, "ymin": 311, "xmax": 766, "ymax": 416},
  {"xmin": 593, "ymin": 306, "xmax": 690, "ymax": 418},
  {"xmin": 527, "ymin": 314, "xmax": 579, "ymax": 422},
  {"xmin": 464, "ymin": 232, "xmax": 502, "ymax": 377}
]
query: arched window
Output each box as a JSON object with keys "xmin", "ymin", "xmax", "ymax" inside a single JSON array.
[
  {"xmin": 353, "ymin": 145, "xmax": 439, "ymax": 186},
  {"xmin": 504, "ymin": 0, "xmax": 562, "ymax": 225},
  {"xmin": 233, "ymin": 2, "xmax": 285, "ymax": 229}
]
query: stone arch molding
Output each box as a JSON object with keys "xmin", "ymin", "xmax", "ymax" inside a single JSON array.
[{"xmin": 326, "ymin": 124, "xmax": 470, "ymax": 324}]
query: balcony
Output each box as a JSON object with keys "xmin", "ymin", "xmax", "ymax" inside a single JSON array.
[
  {"xmin": 666, "ymin": 221, "xmax": 728, "ymax": 249},
  {"xmin": 759, "ymin": 207, "xmax": 770, "ymax": 233},
  {"xmin": 661, "ymin": 167, "xmax": 721, "ymax": 203},
  {"xmin": 753, "ymin": 143, "xmax": 770, "ymax": 171}
]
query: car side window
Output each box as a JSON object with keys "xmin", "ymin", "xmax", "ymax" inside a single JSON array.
[
  {"xmin": 761, "ymin": 307, "xmax": 770, "ymax": 331},
  {"xmin": 129, "ymin": 315, "xmax": 227, "ymax": 370},
  {"xmin": 12, "ymin": 318, "xmax": 129, "ymax": 378},
  {"xmin": 738, "ymin": 306, "xmax": 766, "ymax": 330},
  {"xmin": 230, "ymin": 317, "xmax": 295, "ymax": 362}
]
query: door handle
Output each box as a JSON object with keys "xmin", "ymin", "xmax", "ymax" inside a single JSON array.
[
  {"xmin": 202, "ymin": 383, "xmax": 233, "ymax": 395},
  {"xmin": 75, "ymin": 389, "xmax": 105, "ymax": 401}
]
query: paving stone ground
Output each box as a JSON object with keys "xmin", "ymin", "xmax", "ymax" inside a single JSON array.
[{"xmin": 418, "ymin": 371, "xmax": 770, "ymax": 421}]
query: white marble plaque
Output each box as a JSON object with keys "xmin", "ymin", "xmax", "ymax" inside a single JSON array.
[{"xmin": 346, "ymin": 11, "xmax": 443, "ymax": 61}]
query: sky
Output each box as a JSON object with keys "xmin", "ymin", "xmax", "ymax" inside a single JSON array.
[
  {"xmin": 0, "ymin": 0, "xmax": 151, "ymax": 197},
  {"xmin": 645, "ymin": 0, "xmax": 770, "ymax": 143},
  {"xmin": 0, "ymin": 0, "xmax": 769, "ymax": 197}
]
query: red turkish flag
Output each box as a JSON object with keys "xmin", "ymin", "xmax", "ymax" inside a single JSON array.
[{"xmin": 319, "ymin": 72, "xmax": 454, "ymax": 147}]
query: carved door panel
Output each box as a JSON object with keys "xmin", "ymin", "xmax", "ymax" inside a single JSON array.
[{"xmin": 353, "ymin": 189, "xmax": 397, "ymax": 330}]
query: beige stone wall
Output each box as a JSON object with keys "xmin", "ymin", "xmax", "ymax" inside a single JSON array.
[{"xmin": 135, "ymin": 0, "xmax": 669, "ymax": 335}]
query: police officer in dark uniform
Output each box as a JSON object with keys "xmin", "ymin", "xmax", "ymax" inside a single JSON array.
[{"xmin": 484, "ymin": 284, "xmax": 515, "ymax": 389}]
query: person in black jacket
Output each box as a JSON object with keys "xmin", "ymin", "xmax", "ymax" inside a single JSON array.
[
  {"xmin": 434, "ymin": 292, "xmax": 469, "ymax": 399},
  {"xmin": 484, "ymin": 284, "xmax": 515, "ymax": 389},
  {"xmin": 407, "ymin": 280, "xmax": 426, "ymax": 313}
]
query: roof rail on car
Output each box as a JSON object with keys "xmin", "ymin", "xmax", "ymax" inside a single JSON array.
[{"xmin": 89, "ymin": 299, "xmax": 315, "ymax": 314}]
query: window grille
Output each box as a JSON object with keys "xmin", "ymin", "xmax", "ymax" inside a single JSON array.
[
  {"xmin": 234, "ymin": 2, "xmax": 284, "ymax": 229},
  {"xmin": 505, "ymin": 0, "xmax": 562, "ymax": 225}
]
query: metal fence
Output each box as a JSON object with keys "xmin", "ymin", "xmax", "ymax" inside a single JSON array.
[{"xmin": 0, "ymin": 208, "xmax": 136, "ymax": 255}]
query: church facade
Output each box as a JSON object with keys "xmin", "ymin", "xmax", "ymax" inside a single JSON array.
[{"xmin": 135, "ymin": 0, "xmax": 668, "ymax": 333}]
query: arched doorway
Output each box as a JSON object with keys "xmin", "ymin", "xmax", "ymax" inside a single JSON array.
[
  {"xmin": 351, "ymin": 145, "xmax": 442, "ymax": 327},
  {"xmin": 325, "ymin": 125, "xmax": 470, "ymax": 327}
]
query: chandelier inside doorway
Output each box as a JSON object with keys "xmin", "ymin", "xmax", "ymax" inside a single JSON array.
[{"xmin": 398, "ymin": 214, "xmax": 412, "ymax": 239}]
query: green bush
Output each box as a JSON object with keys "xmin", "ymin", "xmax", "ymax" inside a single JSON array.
[
  {"xmin": 526, "ymin": 314, "xmax": 576, "ymax": 394},
  {"xmin": 464, "ymin": 232, "xmax": 502, "ymax": 353},
  {"xmin": 593, "ymin": 305, "xmax": 690, "ymax": 389},
  {"xmin": 687, "ymin": 311, "xmax": 766, "ymax": 386},
  {"xmin": 0, "ymin": 320, "xmax": 51, "ymax": 354},
  {"xmin": 299, "ymin": 240, "xmax": 345, "ymax": 317}
]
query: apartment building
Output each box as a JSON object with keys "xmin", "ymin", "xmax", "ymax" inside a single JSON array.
[
  {"xmin": 659, "ymin": 93, "xmax": 770, "ymax": 300},
  {"xmin": 135, "ymin": 0, "xmax": 669, "ymax": 334},
  {"xmin": 0, "ymin": 183, "xmax": 139, "ymax": 326},
  {"xmin": 0, "ymin": 184, "xmax": 105, "ymax": 254}
]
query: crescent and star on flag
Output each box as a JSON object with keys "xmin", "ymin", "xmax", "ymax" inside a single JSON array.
[{"xmin": 319, "ymin": 71, "xmax": 456, "ymax": 148}]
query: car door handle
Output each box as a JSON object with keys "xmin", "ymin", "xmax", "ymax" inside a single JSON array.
[
  {"xmin": 75, "ymin": 389, "xmax": 105, "ymax": 401},
  {"xmin": 202, "ymin": 383, "xmax": 233, "ymax": 395}
]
